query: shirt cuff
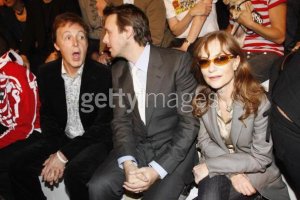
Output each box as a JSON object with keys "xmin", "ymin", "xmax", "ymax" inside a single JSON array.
[
  {"xmin": 117, "ymin": 156, "xmax": 137, "ymax": 169},
  {"xmin": 149, "ymin": 161, "xmax": 168, "ymax": 179}
]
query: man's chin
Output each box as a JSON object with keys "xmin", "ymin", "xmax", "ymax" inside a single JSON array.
[{"xmin": 71, "ymin": 60, "xmax": 84, "ymax": 68}]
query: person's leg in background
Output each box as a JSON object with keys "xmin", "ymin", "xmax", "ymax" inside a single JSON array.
[
  {"xmin": 247, "ymin": 52, "xmax": 281, "ymax": 83},
  {"xmin": 271, "ymin": 107, "xmax": 300, "ymax": 199},
  {"xmin": 88, "ymin": 150, "xmax": 125, "ymax": 200},
  {"xmin": 0, "ymin": 131, "xmax": 42, "ymax": 200}
]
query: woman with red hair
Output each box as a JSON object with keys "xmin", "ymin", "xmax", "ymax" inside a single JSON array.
[{"xmin": 191, "ymin": 31, "xmax": 289, "ymax": 200}]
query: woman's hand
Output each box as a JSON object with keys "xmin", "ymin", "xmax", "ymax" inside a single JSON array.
[
  {"xmin": 230, "ymin": 174, "xmax": 256, "ymax": 196},
  {"xmin": 189, "ymin": 1, "xmax": 212, "ymax": 17},
  {"xmin": 236, "ymin": 2, "xmax": 255, "ymax": 29},
  {"xmin": 193, "ymin": 163, "xmax": 209, "ymax": 184}
]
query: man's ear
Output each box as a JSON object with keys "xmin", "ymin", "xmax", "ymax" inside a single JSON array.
[
  {"xmin": 54, "ymin": 43, "xmax": 60, "ymax": 51},
  {"xmin": 124, "ymin": 26, "xmax": 134, "ymax": 39}
]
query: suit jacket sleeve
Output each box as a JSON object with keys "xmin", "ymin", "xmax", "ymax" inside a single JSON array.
[
  {"xmin": 205, "ymin": 98, "xmax": 273, "ymax": 176},
  {"xmin": 111, "ymin": 60, "xmax": 138, "ymax": 159},
  {"xmin": 154, "ymin": 52, "xmax": 199, "ymax": 174}
]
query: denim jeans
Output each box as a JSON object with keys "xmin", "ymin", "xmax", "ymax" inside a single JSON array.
[
  {"xmin": 197, "ymin": 175, "xmax": 230, "ymax": 200},
  {"xmin": 196, "ymin": 175, "xmax": 260, "ymax": 200}
]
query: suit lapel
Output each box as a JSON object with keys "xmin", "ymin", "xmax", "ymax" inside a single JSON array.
[
  {"xmin": 231, "ymin": 101, "xmax": 244, "ymax": 146},
  {"xmin": 51, "ymin": 59, "xmax": 67, "ymax": 123},
  {"xmin": 145, "ymin": 46, "xmax": 164, "ymax": 125}
]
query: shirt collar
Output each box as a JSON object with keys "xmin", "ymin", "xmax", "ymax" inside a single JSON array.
[
  {"xmin": 123, "ymin": 0, "xmax": 134, "ymax": 4},
  {"xmin": 129, "ymin": 44, "xmax": 150, "ymax": 73},
  {"xmin": 61, "ymin": 61, "xmax": 84, "ymax": 77}
]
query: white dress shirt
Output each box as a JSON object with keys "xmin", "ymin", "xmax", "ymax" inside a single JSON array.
[
  {"xmin": 123, "ymin": 0, "xmax": 134, "ymax": 4},
  {"xmin": 129, "ymin": 45, "xmax": 149, "ymax": 124}
]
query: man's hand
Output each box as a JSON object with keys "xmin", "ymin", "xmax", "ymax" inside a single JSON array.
[
  {"xmin": 230, "ymin": 174, "xmax": 256, "ymax": 196},
  {"xmin": 20, "ymin": 54, "xmax": 30, "ymax": 69},
  {"xmin": 40, "ymin": 152, "xmax": 66, "ymax": 185},
  {"xmin": 97, "ymin": 52, "xmax": 112, "ymax": 66},
  {"xmin": 292, "ymin": 41, "xmax": 300, "ymax": 51},
  {"xmin": 45, "ymin": 51, "xmax": 59, "ymax": 63},
  {"xmin": 193, "ymin": 163, "xmax": 209, "ymax": 184},
  {"xmin": 123, "ymin": 161, "xmax": 149, "ymax": 193},
  {"xmin": 124, "ymin": 167, "xmax": 159, "ymax": 193}
]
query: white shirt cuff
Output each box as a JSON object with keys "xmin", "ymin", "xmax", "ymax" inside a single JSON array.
[
  {"xmin": 149, "ymin": 161, "xmax": 168, "ymax": 179},
  {"xmin": 117, "ymin": 156, "xmax": 137, "ymax": 169}
]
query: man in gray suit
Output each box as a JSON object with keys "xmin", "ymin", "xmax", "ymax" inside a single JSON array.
[{"xmin": 88, "ymin": 4, "xmax": 199, "ymax": 200}]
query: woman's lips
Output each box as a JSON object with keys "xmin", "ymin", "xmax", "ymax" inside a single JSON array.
[{"xmin": 208, "ymin": 75, "xmax": 221, "ymax": 80}]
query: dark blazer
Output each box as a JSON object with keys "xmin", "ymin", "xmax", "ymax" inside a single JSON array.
[
  {"xmin": 37, "ymin": 58, "xmax": 112, "ymax": 160},
  {"xmin": 111, "ymin": 45, "xmax": 199, "ymax": 177},
  {"xmin": 197, "ymin": 92, "xmax": 289, "ymax": 200},
  {"xmin": 273, "ymin": 49, "xmax": 300, "ymax": 127}
]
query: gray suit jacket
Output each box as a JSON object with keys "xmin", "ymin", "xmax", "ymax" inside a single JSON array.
[
  {"xmin": 111, "ymin": 45, "xmax": 199, "ymax": 180},
  {"xmin": 197, "ymin": 93, "xmax": 289, "ymax": 200}
]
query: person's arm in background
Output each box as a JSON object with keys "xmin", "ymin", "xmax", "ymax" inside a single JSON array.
[
  {"xmin": 0, "ymin": 62, "xmax": 40, "ymax": 148},
  {"xmin": 237, "ymin": 1, "xmax": 286, "ymax": 44},
  {"xmin": 144, "ymin": 0, "xmax": 167, "ymax": 46},
  {"xmin": 179, "ymin": 0, "xmax": 213, "ymax": 51},
  {"xmin": 166, "ymin": 0, "xmax": 212, "ymax": 37}
]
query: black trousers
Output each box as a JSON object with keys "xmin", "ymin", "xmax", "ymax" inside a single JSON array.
[
  {"xmin": 88, "ymin": 147, "xmax": 196, "ymax": 200},
  {"xmin": 10, "ymin": 135, "xmax": 110, "ymax": 200},
  {"xmin": 271, "ymin": 107, "xmax": 300, "ymax": 199},
  {"xmin": 0, "ymin": 131, "xmax": 42, "ymax": 200},
  {"xmin": 247, "ymin": 52, "xmax": 281, "ymax": 83}
]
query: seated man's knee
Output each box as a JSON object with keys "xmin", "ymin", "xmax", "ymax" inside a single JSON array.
[
  {"xmin": 88, "ymin": 174, "xmax": 122, "ymax": 199},
  {"xmin": 88, "ymin": 174, "xmax": 110, "ymax": 193}
]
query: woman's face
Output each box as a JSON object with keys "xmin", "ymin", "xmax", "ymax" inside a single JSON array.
[
  {"xmin": 198, "ymin": 39, "xmax": 240, "ymax": 91},
  {"xmin": 96, "ymin": 0, "xmax": 107, "ymax": 17}
]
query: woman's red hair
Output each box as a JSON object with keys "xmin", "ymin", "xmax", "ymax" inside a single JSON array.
[{"xmin": 192, "ymin": 31, "xmax": 266, "ymax": 121}]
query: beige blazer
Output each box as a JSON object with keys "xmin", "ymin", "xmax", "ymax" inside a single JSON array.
[{"xmin": 197, "ymin": 94, "xmax": 290, "ymax": 200}]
